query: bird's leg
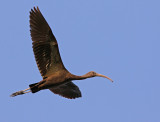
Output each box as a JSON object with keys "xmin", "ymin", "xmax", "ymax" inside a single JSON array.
[
  {"xmin": 23, "ymin": 90, "xmax": 31, "ymax": 94},
  {"xmin": 10, "ymin": 88, "xmax": 31, "ymax": 97},
  {"xmin": 23, "ymin": 88, "xmax": 30, "ymax": 92}
]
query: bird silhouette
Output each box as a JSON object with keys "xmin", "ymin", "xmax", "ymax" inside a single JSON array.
[{"xmin": 11, "ymin": 7, "xmax": 113, "ymax": 99}]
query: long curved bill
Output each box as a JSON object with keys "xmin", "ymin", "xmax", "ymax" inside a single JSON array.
[{"xmin": 96, "ymin": 73, "xmax": 113, "ymax": 82}]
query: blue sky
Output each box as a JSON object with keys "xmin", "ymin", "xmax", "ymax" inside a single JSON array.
[{"xmin": 1, "ymin": 0, "xmax": 159, "ymax": 122}]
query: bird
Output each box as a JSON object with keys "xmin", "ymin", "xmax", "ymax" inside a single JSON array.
[{"xmin": 10, "ymin": 7, "xmax": 113, "ymax": 99}]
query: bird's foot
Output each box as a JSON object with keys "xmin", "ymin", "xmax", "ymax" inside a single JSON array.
[{"xmin": 10, "ymin": 91, "xmax": 25, "ymax": 97}]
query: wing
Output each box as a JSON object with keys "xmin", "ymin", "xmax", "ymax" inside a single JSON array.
[
  {"xmin": 30, "ymin": 7, "xmax": 66, "ymax": 78},
  {"xmin": 49, "ymin": 82, "xmax": 82, "ymax": 99}
]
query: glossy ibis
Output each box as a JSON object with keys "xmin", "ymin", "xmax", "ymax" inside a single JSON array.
[{"xmin": 11, "ymin": 7, "xmax": 113, "ymax": 99}]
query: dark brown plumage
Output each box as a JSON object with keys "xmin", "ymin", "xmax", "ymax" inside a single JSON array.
[{"xmin": 10, "ymin": 7, "xmax": 113, "ymax": 99}]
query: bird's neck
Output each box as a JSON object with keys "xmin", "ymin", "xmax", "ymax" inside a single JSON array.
[{"xmin": 70, "ymin": 73, "xmax": 94, "ymax": 80}]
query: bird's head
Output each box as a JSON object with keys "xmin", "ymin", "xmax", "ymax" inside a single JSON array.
[{"xmin": 87, "ymin": 71, "xmax": 113, "ymax": 82}]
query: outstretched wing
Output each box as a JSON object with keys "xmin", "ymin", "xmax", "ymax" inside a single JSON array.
[
  {"xmin": 49, "ymin": 82, "xmax": 82, "ymax": 99},
  {"xmin": 30, "ymin": 7, "xmax": 66, "ymax": 78}
]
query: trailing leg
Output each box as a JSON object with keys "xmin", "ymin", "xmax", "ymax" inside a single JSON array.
[{"xmin": 10, "ymin": 79, "xmax": 46, "ymax": 97}]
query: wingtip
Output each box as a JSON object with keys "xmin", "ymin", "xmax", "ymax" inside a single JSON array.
[
  {"xmin": 33, "ymin": 6, "xmax": 36, "ymax": 11},
  {"xmin": 32, "ymin": 6, "xmax": 40, "ymax": 11},
  {"xmin": 30, "ymin": 6, "xmax": 41, "ymax": 15},
  {"xmin": 37, "ymin": 6, "xmax": 40, "ymax": 11}
]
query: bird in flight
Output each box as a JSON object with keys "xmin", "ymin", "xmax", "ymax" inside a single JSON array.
[{"xmin": 11, "ymin": 7, "xmax": 113, "ymax": 99}]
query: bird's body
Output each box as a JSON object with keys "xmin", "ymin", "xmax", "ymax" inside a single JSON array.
[{"xmin": 11, "ymin": 7, "xmax": 113, "ymax": 99}]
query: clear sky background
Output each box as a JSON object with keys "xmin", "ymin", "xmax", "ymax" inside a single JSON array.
[{"xmin": 1, "ymin": 0, "xmax": 159, "ymax": 122}]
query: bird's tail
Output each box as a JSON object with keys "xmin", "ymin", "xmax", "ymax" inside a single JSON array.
[
  {"xmin": 29, "ymin": 83, "xmax": 40, "ymax": 93},
  {"xmin": 29, "ymin": 79, "xmax": 46, "ymax": 93}
]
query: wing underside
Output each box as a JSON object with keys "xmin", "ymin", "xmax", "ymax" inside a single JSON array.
[{"xmin": 49, "ymin": 82, "xmax": 82, "ymax": 99}]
